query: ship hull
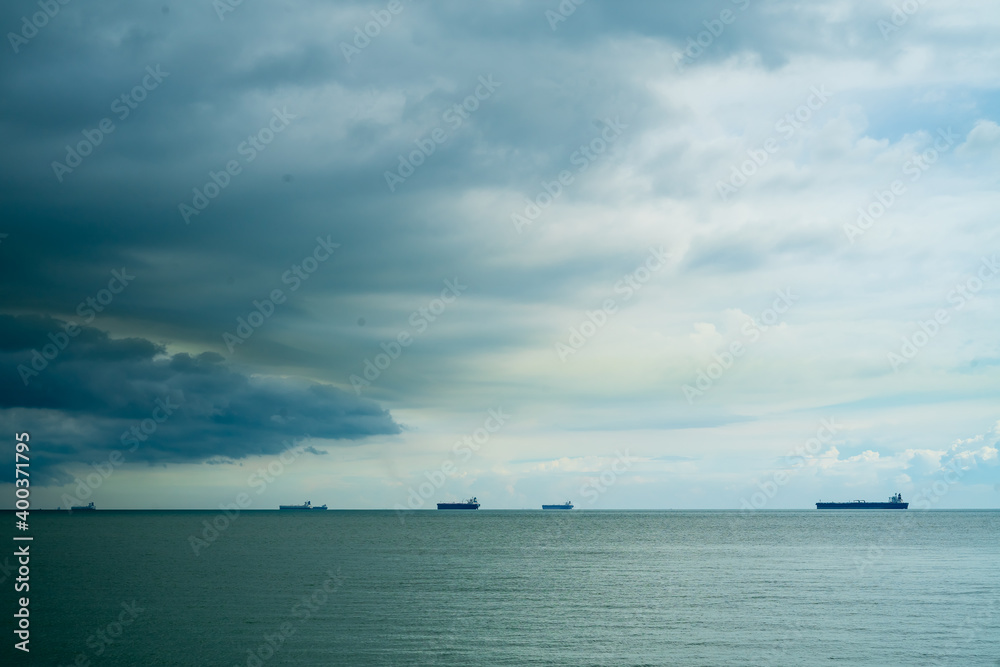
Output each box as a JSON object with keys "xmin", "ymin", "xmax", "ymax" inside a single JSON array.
[
  {"xmin": 436, "ymin": 503, "xmax": 479, "ymax": 510},
  {"xmin": 278, "ymin": 501, "xmax": 327, "ymax": 510},
  {"xmin": 816, "ymin": 502, "xmax": 908, "ymax": 509},
  {"xmin": 542, "ymin": 505, "xmax": 573, "ymax": 510}
]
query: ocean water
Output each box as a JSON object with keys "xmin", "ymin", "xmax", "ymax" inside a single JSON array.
[{"xmin": 5, "ymin": 510, "xmax": 999, "ymax": 666}]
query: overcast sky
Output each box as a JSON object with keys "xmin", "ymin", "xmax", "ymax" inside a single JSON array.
[{"xmin": 1, "ymin": 0, "xmax": 998, "ymax": 509}]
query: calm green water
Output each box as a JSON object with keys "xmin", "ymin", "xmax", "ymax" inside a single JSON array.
[{"xmin": 3, "ymin": 510, "xmax": 999, "ymax": 666}]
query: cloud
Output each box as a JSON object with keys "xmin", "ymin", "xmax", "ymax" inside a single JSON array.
[
  {"xmin": 792, "ymin": 424, "xmax": 999, "ymax": 490},
  {"xmin": 0, "ymin": 315, "xmax": 399, "ymax": 484},
  {"xmin": 955, "ymin": 119, "xmax": 1000, "ymax": 157}
]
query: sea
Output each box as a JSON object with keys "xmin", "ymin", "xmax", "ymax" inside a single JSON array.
[{"xmin": 4, "ymin": 509, "xmax": 999, "ymax": 666}]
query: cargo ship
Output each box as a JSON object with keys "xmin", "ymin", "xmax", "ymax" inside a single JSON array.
[
  {"xmin": 816, "ymin": 492, "xmax": 908, "ymax": 509},
  {"xmin": 70, "ymin": 502, "xmax": 96, "ymax": 511},
  {"xmin": 542, "ymin": 501, "xmax": 574, "ymax": 510},
  {"xmin": 437, "ymin": 497, "xmax": 479, "ymax": 510},
  {"xmin": 278, "ymin": 500, "xmax": 327, "ymax": 510}
]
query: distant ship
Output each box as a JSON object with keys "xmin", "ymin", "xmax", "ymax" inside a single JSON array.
[
  {"xmin": 278, "ymin": 501, "xmax": 327, "ymax": 510},
  {"xmin": 437, "ymin": 497, "xmax": 480, "ymax": 510},
  {"xmin": 816, "ymin": 492, "xmax": 908, "ymax": 509},
  {"xmin": 70, "ymin": 502, "xmax": 96, "ymax": 511},
  {"xmin": 542, "ymin": 501, "xmax": 574, "ymax": 510}
]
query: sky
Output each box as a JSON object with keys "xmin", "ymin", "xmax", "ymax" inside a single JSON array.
[{"xmin": 1, "ymin": 0, "xmax": 998, "ymax": 510}]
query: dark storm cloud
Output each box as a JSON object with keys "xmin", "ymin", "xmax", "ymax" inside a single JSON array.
[
  {"xmin": 0, "ymin": 0, "xmax": 763, "ymax": 315},
  {"xmin": 0, "ymin": 0, "xmax": 679, "ymax": 406},
  {"xmin": 3, "ymin": 0, "xmax": 994, "ymax": 449},
  {"xmin": 0, "ymin": 315, "xmax": 399, "ymax": 484},
  {"xmin": 0, "ymin": 0, "xmax": 689, "ymax": 330}
]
